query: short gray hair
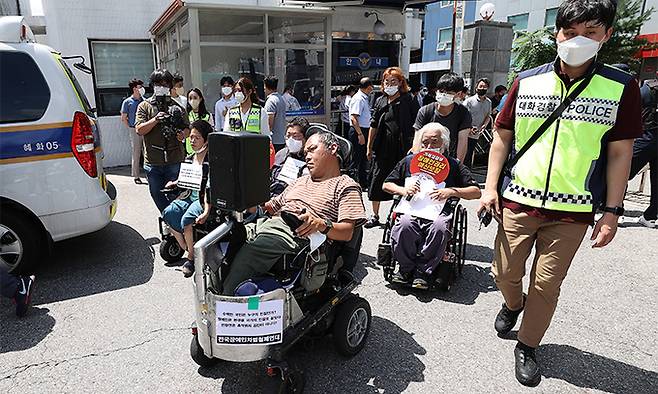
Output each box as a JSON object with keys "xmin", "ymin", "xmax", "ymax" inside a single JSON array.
[
  {"xmin": 412, "ymin": 122, "xmax": 450, "ymax": 154},
  {"xmin": 308, "ymin": 130, "xmax": 343, "ymax": 163}
]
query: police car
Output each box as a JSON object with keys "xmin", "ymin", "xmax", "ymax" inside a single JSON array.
[{"xmin": 0, "ymin": 16, "xmax": 117, "ymax": 273}]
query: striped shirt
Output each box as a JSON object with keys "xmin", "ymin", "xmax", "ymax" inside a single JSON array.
[{"xmin": 270, "ymin": 175, "xmax": 366, "ymax": 226}]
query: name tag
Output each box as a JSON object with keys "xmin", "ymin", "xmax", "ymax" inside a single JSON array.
[
  {"xmin": 178, "ymin": 162, "xmax": 203, "ymax": 191},
  {"xmin": 277, "ymin": 157, "xmax": 307, "ymax": 185}
]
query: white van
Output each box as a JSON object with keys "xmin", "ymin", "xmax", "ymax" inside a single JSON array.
[{"xmin": 0, "ymin": 16, "xmax": 117, "ymax": 273}]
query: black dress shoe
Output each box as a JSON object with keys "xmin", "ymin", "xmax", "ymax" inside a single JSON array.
[
  {"xmin": 514, "ymin": 343, "xmax": 541, "ymax": 387},
  {"xmin": 494, "ymin": 294, "xmax": 526, "ymax": 334}
]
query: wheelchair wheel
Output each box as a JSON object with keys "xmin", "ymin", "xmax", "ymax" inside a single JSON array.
[
  {"xmin": 332, "ymin": 296, "xmax": 371, "ymax": 357},
  {"xmin": 450, "ymin": 205, "xmax": 467, "ymax": 279},
  {"xmin": 190, "ymin": 333, "xmax": 218, "ymax": 367},
  {"xmin": 159, "ymin": 236, "xmax": 185, "ymax": 262}
]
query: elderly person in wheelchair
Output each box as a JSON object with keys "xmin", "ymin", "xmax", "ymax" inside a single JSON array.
[
  {"xmin": 221, "ymin": 130, "xmax": 366, "ymax": 295},
  {"xmin": 382, "ymin": 123, "xmax": 481, "ymax": 290}
]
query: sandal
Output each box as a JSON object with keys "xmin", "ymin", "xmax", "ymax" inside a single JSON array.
[{"xmin": 134, "ymin": 178, "xmax": 144, "ymax": 185}]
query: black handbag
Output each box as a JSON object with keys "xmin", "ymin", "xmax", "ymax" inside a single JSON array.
[{"xmin": 497, "ymin": 65, "xmax": 600, "ymax": 196}]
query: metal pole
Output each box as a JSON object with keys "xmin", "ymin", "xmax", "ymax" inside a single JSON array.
[{"xmin": 450, "ymin": 0, "xmax": 456, "ymax": 72}]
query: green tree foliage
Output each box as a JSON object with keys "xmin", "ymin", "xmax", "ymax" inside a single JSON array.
[{"xmin": 508, "ymin": 0, "xmax": 654, "ymax": 84}]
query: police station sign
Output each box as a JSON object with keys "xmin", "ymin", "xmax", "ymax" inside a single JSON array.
[{"xmin": 215, "ymin": 298, "xmax": 284, "ymax": 345}]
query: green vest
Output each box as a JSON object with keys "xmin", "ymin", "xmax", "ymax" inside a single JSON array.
[
  {"xmin": 186, "ymin": 112, "xmax": 211, "ymax": 154},
  {"xmin": 227, "ymin": 104, "xmax": 262, "ymax": 133},
  {"xmin": 503, "ymin": 63, "xmax": 629, "ymax": 213}
]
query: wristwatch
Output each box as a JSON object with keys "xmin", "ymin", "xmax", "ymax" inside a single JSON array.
[
  {"xmin": 320, "ymin": 219, "xmax": 333, "ymax": 234},
  {"xmin": 601, "ymin": 206, "xmax": 624, "ymax": 216}
]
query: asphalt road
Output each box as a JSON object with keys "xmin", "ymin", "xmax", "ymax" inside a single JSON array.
[{"xmin": 1, "ymin": 167, "xmax": 656, "ymax": 393}]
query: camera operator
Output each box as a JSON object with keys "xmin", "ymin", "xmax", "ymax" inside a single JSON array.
[{"xmin": 135, "ymin": 69, "xmax": 190, "ymax": 212}]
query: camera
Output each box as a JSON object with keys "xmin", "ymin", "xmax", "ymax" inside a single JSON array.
[{"xmin": 155, "ymin": 95, "xmax": 187, "ymax": 140}]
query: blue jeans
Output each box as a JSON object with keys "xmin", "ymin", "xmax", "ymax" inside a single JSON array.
[
  {"xmin": 162, "ymin": 198, "xmax": 204, "ymax": 232},
  {"xmin": 144, "ymin": 163, "xmax": 181, "ymax": 213}
]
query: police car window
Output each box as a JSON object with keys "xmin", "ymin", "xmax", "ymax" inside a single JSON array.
[
  {"xmin": 57, "ymin": 59, "xmax": 94, "ymax": 116},
  {"xmin": 0, "ymin": 52, "xmax": 51, "ymax": 124}
]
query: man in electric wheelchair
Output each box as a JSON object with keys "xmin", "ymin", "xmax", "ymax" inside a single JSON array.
[
  {"xmin": 381, "ymin": 123, "xmax": 481, "ymax": 290},
  {"xmin": 221, "ymin": 130, "xmax": 367, "ymax": 295}
]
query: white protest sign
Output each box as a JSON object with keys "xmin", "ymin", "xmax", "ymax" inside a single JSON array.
[
  {"xmin": 277, "ymin": 157, "xmax": 308, "ymax": 185},
  {"xmin": 177, "ymin": 162, "xmax": 203, "ymax": 191},
  {"xmin": 216, "ymin": 298, "xmax": 284, "ymax": 345},
  {"xmin": 394, "ymin": 175, "xmax": 446, "ymax": 221}
]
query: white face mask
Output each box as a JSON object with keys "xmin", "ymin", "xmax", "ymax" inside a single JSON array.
[
  {"xmin": 153, "ymin": 86, "xmax": 170, "ymax": 97},
  {"xmin": 436, "ymin": 92, "xmax": 454, "ymax": 106},
  {"xmin": 138, "ymin": 87, "xmax": 145, "ymax": 96},
  {"xmin": 234, "ymin": 92, "xmax": 246, "ymax": 103},
  {"xmin": 175, "ymin": 87, "xmax": 185, "ymax": 96},
  {"xmin": 222, "ymin": 86, "xmax": 233, "ymax": 96},
  {"xmin": 384, "ymin": 86, "xmax": 399, "ymax": 96},
  {"xmin": 557, "ymin": 35, "xmax": 603, "ymax": 67},
  {"xmin": 286, "ymin": 137, "xmax": 304, "ymax": 153},
  {"xmin": 420, "ymin": 88, "xmax": 428, "ymax": 97},
  {"xmin": 190, "ymin": 98, "xmax": 201, "ymax": 110}
]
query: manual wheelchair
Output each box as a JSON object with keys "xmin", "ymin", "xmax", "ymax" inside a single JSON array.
[{"xmin": 377, "ymin": 196, "xmax": 469, "ymax": 291}]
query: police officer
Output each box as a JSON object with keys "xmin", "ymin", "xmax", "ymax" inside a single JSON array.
[
  {"xmin": 223, "ymin": 77, "xmax": 270, "ymax": 136},
  {"xmin": 135, "ymin": 69, "xmax": 190, "ymax": 213},
  {"xmin": 478, "ymin": 0, "xmax": 642, "ymax": 387}
]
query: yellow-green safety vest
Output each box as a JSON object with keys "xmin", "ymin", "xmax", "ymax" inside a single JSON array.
[
  {"xmin": 503, "ymin": 62, "xmax": 632, "ymax": 213},
  {"xmin": 227, "ymin": 104, "xmax": 262, "ymax": 133}
]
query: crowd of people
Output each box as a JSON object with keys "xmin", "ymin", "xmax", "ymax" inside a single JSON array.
[{"xmin": 6, "ymin": 0, "xmax": 654, "ymax": 390}]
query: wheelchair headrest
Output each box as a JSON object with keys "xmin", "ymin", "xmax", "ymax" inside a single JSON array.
[{"xmin": 306, "ymin": 123, "xmax": 353, "ymax": 170}]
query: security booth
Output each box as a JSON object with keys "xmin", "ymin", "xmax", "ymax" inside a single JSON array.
[{"xmin": 150, "ymin": 0, "xmax": 427, "ymax": 127}]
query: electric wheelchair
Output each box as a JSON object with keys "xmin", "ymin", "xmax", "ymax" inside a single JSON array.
[{"xmin": 188, "ymin": 128, "xmax": 370, "ymax": 393}]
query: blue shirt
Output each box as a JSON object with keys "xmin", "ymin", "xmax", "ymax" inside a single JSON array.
[{"xmin": 121, "ymin": 96, "xmax": 143, "ymax": 127}]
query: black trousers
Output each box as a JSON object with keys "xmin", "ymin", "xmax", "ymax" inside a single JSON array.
[
  {"xmin": 348, "ymin": 126, "xmax": 369, "ymax": 189},
  {"xmin": 629, "ymin": 132, "xmax": 657, "ymax": 220},
  {"xmin": 465, "ymin": 137, "xmax": 478, "ymax": 168}
]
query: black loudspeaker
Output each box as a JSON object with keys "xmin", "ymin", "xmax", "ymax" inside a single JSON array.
[{"xmin": 208, "ymin": 132, "xmax": 270, "ymax": 211}]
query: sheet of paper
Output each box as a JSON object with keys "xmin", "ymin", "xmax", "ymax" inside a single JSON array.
[
  {"xmin": 393, "ymin": 175, "xmax": 446, "ymax": 221},
  {"xmin": 308, "ymin": 231, "xmax": 326, "ymax": 253},
  {"xmin": 277, "ymin": 157, "xmax": 308, "ymax": 185},
  {"xmin": 216, "ymin": 299, "xmax": 284, "ymax": 345},
  {"xmin": 177, "ymin": 162, "xmax": 203, "ymax": 191}
]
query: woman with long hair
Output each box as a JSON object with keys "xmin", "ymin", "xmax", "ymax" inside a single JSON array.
[
  {"xmin": 223, "ymin": 77, "xmax": 270, "ymax": 136},
  {"xmin": 185, "ymin": 88, "xmax": 214, "ymax": 154}
]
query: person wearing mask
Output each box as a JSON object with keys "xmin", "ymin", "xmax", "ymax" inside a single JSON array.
[
  {"xmin": 364, "ymin": 67, "xmax": 420, "ymax": 228},
  {"xmin": 464, "ymin": 78, "xmax": 492, "ymax": 168},
  {"xmin": 338, "ymin": 85, "xmax": 357, "ymax": 138},
  {"xmin": 120, "ymin": 78, "xmax": 145, "ymax": 184},
  {"xmin": 478, "ymin": 0, "xmax": 642, "ymax": 386},
  {"xmin": 283, "ymin": 85, "xmax": 301, "ymax": 112},
  {"xmin": 422, "ymin": 86, "xmax": 437, "ymax": 106},
  {"xmin": 170, "ymin": 73, "xmax": 187, "ymax": 109},
  {"xmin": 214, "ymin": 76, "xmax": 238, "ymax": 132},
  {"xmin": 162, "ymin": 120, "xmax": 212, "ymax": 277},
  {"xmin": 135, "ymin": 69, "xmax": 189, "ymax": 213},
  {"xmin": 417, "ymin": 85, "xmax": 428, "ymax": 107},
  {"xmin": 224, "ymin": 77, "xmax": 270, "ymax": 137},
  {"xmin": 383, "ymin": 123, "xmax": 481, "ymax": 289},
  {"xmin": 414, "ymin": 73, "xmax": 472, "ymax": 162},
  {"xmin": 491, "ymin": 85, "xmax": 508, "ymax": 119},
  {"xmin": 264, "ymin": 76, "xmax": 288, "ymax": 152},
  {"xmin": 186, "ymin": 88, "xmax": 214, "ymax": 154},
  {"xmin": 1, "ymin": 266, "xmax": 35, "ymax": 317},
  {"xmin": 348, "ymin": 77, "xmax": 374, "ymax": 189},
  {"xmin": 271, "ymin": 117, "xmax": 310, "ymax": 197}
]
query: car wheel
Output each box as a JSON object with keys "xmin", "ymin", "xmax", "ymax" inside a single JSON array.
[{"xmin": 0, "ymin": 210, "xmax": 42, "ymax": 274}]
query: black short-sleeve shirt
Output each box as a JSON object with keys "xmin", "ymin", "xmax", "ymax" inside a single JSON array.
[
  {"xmin": 385, "ymin": 154, "xmax": 479, "ymax": 189},
  {"xmin": 413, "ymin": 103, "xmax": 472, "ymax": 157}
]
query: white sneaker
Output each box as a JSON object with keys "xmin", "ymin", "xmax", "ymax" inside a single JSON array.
[{"xmin": 638, "ymin": 216, "xmax": 656, "ymax": 228}]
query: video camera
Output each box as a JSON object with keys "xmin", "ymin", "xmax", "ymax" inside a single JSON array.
[{"xmin": 155, "ymin": 95, "xmax": 187, "ymax": 140}]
